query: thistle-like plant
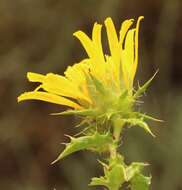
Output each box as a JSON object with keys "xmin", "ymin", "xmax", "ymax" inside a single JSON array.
[{"xmin": 18, "ymin": 16, "xmax": 160, "ymax": 190}]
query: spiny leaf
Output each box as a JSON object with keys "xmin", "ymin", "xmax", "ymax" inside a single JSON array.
[
  {"xmin": 106, "ymin": 164, "xmax": 126, "ymax": 190},
  {"xmin": 90, "ymin": 163, "xmax": 126, "ymax": 190},
  {"xmin": 89, "ymin": 177, "xmax": 108, "ymax": 187},
  {"xmin": 123, "ymin": 118, "xmax": 155, "ymax": 137},
  {"xmin": 125, "ymin": 162, "xmax": 148, "ymax": 181},
  {"xmin": 90, "ymin": 155, "xmax": 126, "ymax": 190},
  {"xmin": 134, "ymin": 70, "xmax": 158, "ymax": 99},
  {"xmin": 52, "ymin": 132, "xmax": 113, "ymax": 164},
  {"xmin": 130, "ymin": 174, "xmax": 151, "ymax": 190}
]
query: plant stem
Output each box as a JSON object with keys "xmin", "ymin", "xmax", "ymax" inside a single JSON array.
[
  {"xmin": 108, "ymin": 118, "xmax": 125, "ymax": 190},
  {"xmin": 109, "ymin": 143, "xmax": 117, "ymax": 159},
  {"xmin": 113, "ymin": 117, "xmax": 124, "ymax": 142}
]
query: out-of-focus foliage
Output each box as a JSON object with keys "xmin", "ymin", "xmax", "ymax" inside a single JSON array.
[{"xmin": 0, "ymin": 0, "xmax": 182, "ymax": 190}]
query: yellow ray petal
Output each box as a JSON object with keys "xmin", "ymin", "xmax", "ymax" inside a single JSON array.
[
  {"xmin": 91, "ymin": 23, "xmax": 107, "ymax": 80},
  {"xmin": 104, "ymin": 17, "xmax": 121, "ymax": 89},
  {"xmin": 119, "ymin": 19, "xmax": 134, "ymax": 89},
  {"xmin": 42, "ymin": 73, "xmax": 91, "ymax": 104},
  {"xmin": 122, "ymin": 29, "xmax": 135, "ymax": 85},
  {"xmin": 119, "ymin": 19, "xmax": 134, "ymax": 46},
  {"xmin": 27, "ymin": 72, "xmax": 88, "ymax": 102},
  {"xmin": 74, "ymin": 26, "xmax": 105, "ymax": 78},
  {"xmin": 64, "ymin": 60, "xmax": 88, "ymax": 87},
  {"xmin": 124, "ymin": 29, "xmax": 135, "ymax": 63},
  {"xmin": 65, "ymin": 65, "xmax": 85, "ymax": 84},
  {"xmin": 27, "ymin": 72, "xmax": 45, "ymax": 83},
  {"xmin": 92, "ymin": 23, "xmax": 105, "ymax": 63},
  {"xmin": 104, "ymin": 17, "xmax": 120, "ymax": 64},
  {"xmin": 42, "ymin": 73, "xmax": 76, "ymax": 98},
  {"xmin": 131, "ymin": 16, "xmax": 144, "ymax": 80},
  {"xmin": 18, "ymin": 91, "xmax": 82, "ymax": 109},
  {"xmin": 64, "ymin": 60, "xmax": 92, "ymax": 104},
  {"xmin": 73, "ymin": 30, "xmax": 94, "ymax": 59}
]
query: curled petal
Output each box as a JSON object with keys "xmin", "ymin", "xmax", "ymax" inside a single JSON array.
[
  {"xmin": 122, "ymin": 29, "xmax": 135, "ymax": 89},
  {"xmin": 119, "ymin": 19, "xmax": 134, "ymax": 47},
  {"xmin": 73, "ymin": 30, "xmax": 94, "ymax": 59},
  {"xmin": 18, "ymin": 91, "xmax": 82, "ymax": 109},
  {"xmin": 131, "ymin": 16, "xmax": 144, "ymax": 80}
]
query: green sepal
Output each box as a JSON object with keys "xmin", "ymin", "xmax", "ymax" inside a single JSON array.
[
  {"xmin": 123, "ymin": 118, "xmax": 155, "ymax": 137},
  {"xmin": 112, "ymin": 116, "xmax": 125, "ymax": 141},
  {"xmin": 130, "ymin": 174, "xmax": 151, "ymax": 190},
  {"xmin": 118, "ymin": 89, "xmax": 128, "ymax": 100},
  {"xmin": 84, "ymin": 70, "xmax": 108, "ymax": 104},
  {"xmin": 133, "ymin": 112, "xmax": 163, "ymax": 122},
  {"xmin": 89, "ymin": 73, "xmax": 107, "ymax": 95},
  {"xmin": 125, "ymin": 162, "xmax": 148, "ymax": 181},
  {"xmin": 117, "ymin": 90, "xmax": 134, "ymax": 114},
  {"xmin": 134, "ymin": 71, "xmax": 158, "ymax": 99},
  {"xmin": 51, "ymin": 108, "xmax": 97, "ymax": 117},
  {"xmin": 52, "ymin": 132, "xmax": 113, "ymax": 164}
]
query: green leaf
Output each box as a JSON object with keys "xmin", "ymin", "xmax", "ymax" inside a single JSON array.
[
  {"xmin": 52, "ymin": 132, "xmax": 113, "ymax": 164},
  {"xmin": 125, "ymin": 162, "xmax": 148, "ymax": 181},
  {"xmin": 130, "ymin": 174, "xmax": 151, "ymax": 190},
  {"xmin": 134, "ymin": 71, "xmax": 158, "ymax": 99},
  {"xmin": 123, "ymin": 118, "xmax": 155, "ymax": 137}
]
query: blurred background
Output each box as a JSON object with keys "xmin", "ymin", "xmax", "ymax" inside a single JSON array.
[{"xmin": 0, "ymin": 0, "xmax": 182, "ymax": 190}]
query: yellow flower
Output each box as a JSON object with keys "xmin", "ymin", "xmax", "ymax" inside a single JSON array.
[{"xmin": 18, "ymin": 16, "xmax": 144, "ymax": 114}]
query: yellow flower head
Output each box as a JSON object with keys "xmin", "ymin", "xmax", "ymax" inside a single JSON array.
[{"xmin": 18, "ymin": 17, "xmax": 144, "ymax": 119}]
